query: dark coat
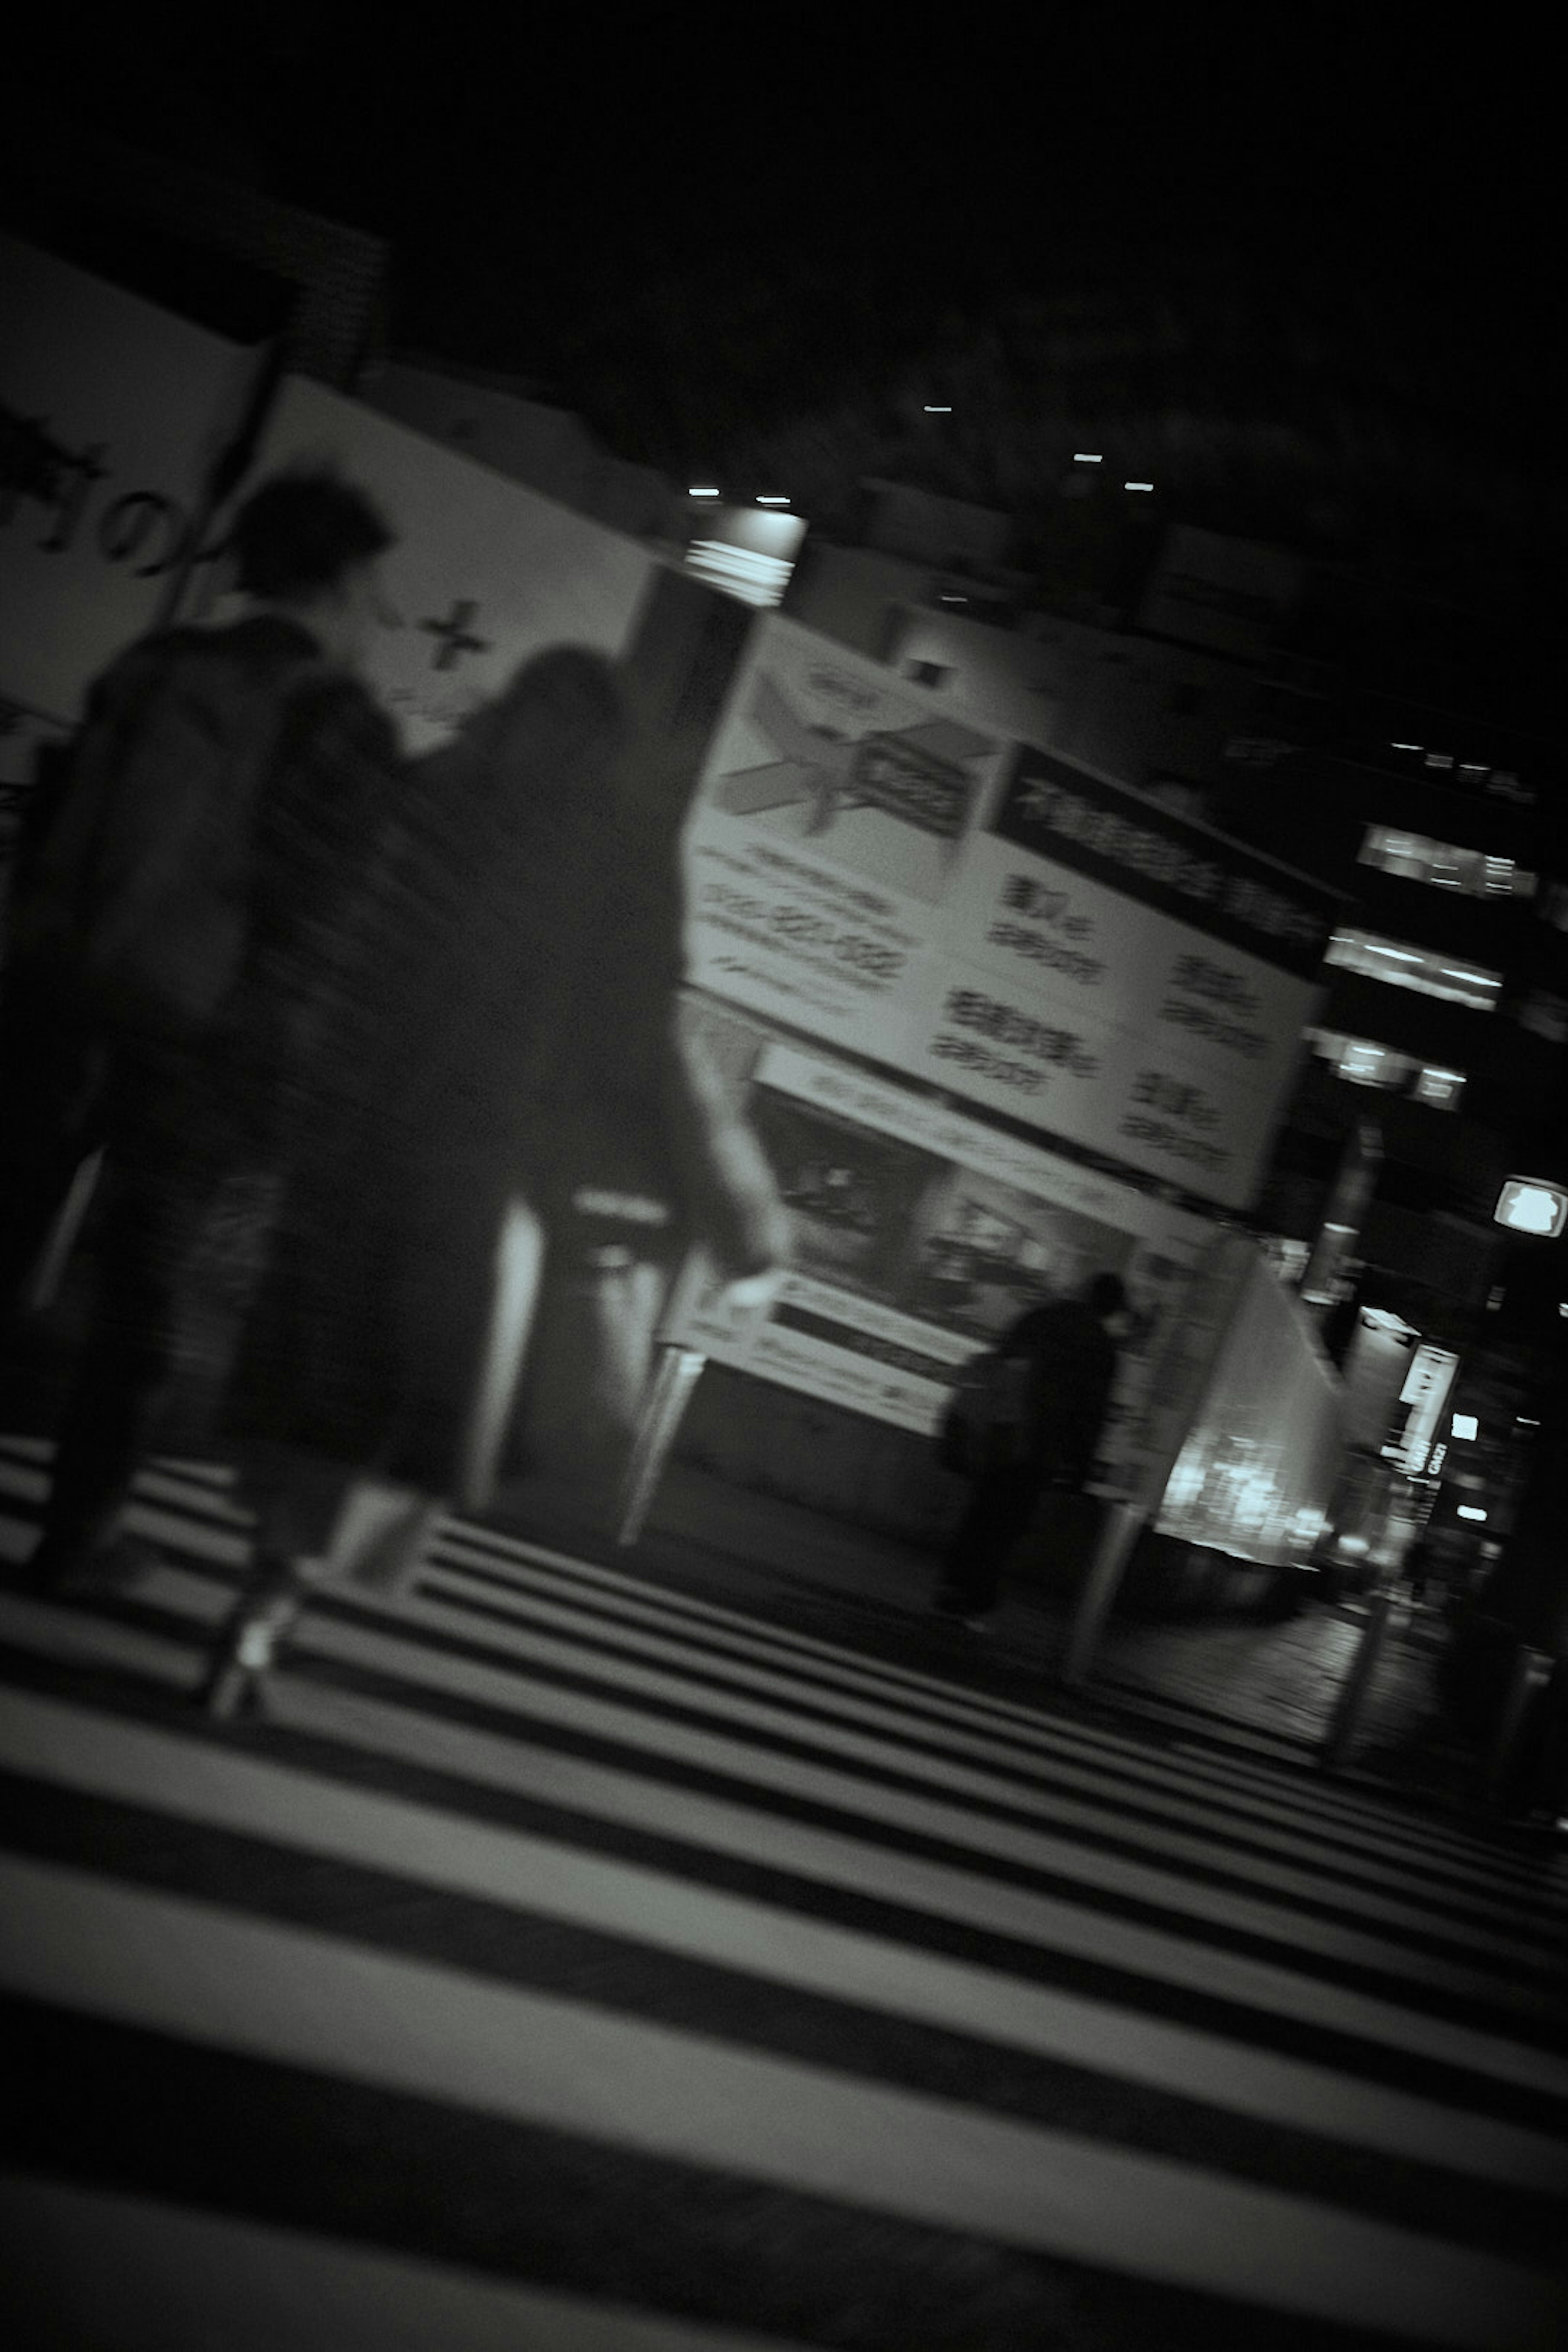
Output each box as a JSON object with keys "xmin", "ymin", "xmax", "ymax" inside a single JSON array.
[
  {"xmin": 226, "ymin": 649, "xmax": 789, "ymax": 1503},
  {"xmin": 992, "ymin": 1296, "xmax": 1120, "ymax": 1486},
  {"xmin": 0, "ymin": 613, "xmax": 394, "ymax": 1365}
]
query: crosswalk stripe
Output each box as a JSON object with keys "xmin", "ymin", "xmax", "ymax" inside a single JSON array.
[
  {"xmin": 1, "ymin": 1685, "xmax": 1563, "ymax": 2192},
  {"xmin": 0, "ymin": 2174, "xmax": 819, "ymax": 2352},
  {"xmin": 9, "ymin": 1439, "xmax": 1560, "ymax": 1913},
  {"xmin": 55, "ymin": 1500, "xmax": 1547, "ymax": 1969},
  {"xmin": 351, "ymin": 1503, "xmax": 1568, "ymax": 1900},
  {"xmin": 265, "ymin": 1586, "xmax": 1564, "ymax": 2026},
  {"xmin": 414, "ymin": 1554, "xmax": 1565, "ymax": 1964},
  {"xmin": 4, "ymin": 1432, "xmax": 1566, "ymax": 2345},
  {"xmin": 182, "ymin": 1641, "xmax": 1568, "ymax": 2099},
  {"xmin": 2, "ymin": 1549, "xmax": 1564, "ymax": 2093},
  {"xmin": 3, "ymin": 1851, "xmax": 1564, "ymax": 2349}
]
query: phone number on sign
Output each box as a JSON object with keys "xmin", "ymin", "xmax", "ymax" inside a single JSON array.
[{"xmin": 698, "ymin": 883, "xmax": 906, "ymax": 980}]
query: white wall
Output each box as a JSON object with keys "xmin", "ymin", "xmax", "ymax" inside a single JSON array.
[{"xmin": 889, "ymin": 602, "xmax": 1256, "ymax": 792}]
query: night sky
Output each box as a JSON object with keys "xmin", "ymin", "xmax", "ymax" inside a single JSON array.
[{"xmin": 18, "ymin": 13, "xmax": 1552, "ymax": 474}]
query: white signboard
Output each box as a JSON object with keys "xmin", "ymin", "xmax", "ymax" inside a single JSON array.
[
  {"xmin": 666, "ymin": 1001, "xmax": 1216, "ymax": 1495},
  {"xmin": 684, "ymin": 614, "xmax": 1334, "ymax": 1211},
  {"xmin": 1391, "ymin": 1345, "xmax": 1459, "ymax": 1474},
  {"xmin": 0, "ymin": 233, "xmax": 252, "ymax": 727},
  {"xmin": 237, "ymin": 375, "xmax": 668, "ymax": 753}
]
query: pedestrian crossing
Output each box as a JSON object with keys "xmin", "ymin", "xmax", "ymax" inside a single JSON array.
[{"xmin": 2, "ymin": 1434, "xmax": 1566, "ymax": 2351}]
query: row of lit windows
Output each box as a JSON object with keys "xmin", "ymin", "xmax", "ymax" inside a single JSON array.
[
  {"xmin": 1384, "ymin": 744, "xmax": 1534, "ymax": 805},
  {"xmin": 1323, "ymin": 928, "xmax": 1502, "ymax": 1011},
  {"xmin": 1358, "ymin": 824, "xmax": 1535, "ymax": 900},
  {"xmin": 1305, "ymin": 1027, "xmax": 1465, "ymax": 1110}
]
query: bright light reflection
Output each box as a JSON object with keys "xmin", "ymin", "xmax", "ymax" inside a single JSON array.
[{"xmin": 1457, "ymin": 1506, "xmax": 1488, "ymax": 1522}]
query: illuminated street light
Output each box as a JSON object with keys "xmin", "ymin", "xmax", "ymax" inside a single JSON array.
[
  {"xmin": 1457, "ymin": 1505, "xmax": 1488, "ymax": 1522},
  {"xmin": 688, "ymin": 487, "xmax": 720, "ymax": 498},
  {"xmin": 756, "ymin": 495, "xmax": 791, "ymax": 506},
  {"xmin": 924, "ymin": 405, "xmax": 952, "ymax": 412}
]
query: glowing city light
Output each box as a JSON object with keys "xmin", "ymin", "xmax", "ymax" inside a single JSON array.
[
  {"xmin": 924, "ymin": 405, "xmax": 952, "ymax": 412},
  {"xmin": 1457, "ymin": 1506, "xmax": 1488, "ymax": 1522},
  {"xmin": 1073, "ymin": 453, "xmax": 1103, "ymax": 463},
  {"xmin": 756, "ymin": 495, "xmax": 791, "ymax": 505},
  {"xmin": 1494, "ymin": 1177, "xmax": 1568, "ymax": 1237},
  {"xmin": 1451, "ymin": 1414, "xmax": 1478, "ymax": 1439},
  {"xmin": 1124, "ymin": 481, "xmax": 1154, "ymax": 491},
  {"xmin": 688, "ymin": 487, "xmax": 720, "ymax": 497}
]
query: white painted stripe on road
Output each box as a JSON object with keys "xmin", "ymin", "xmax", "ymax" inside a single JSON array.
[
  {"xmin": 11, "ymin": 1433, "xmax": 1546, "ymax": 1907},
  {"xmin": 258, "ymin": 1670, "xmax": 1568, "ymax": 2100},
  {"xmin": 0, "ymin": 2175, "xmax": 815, "ymax": 2352},
  {"xmin": 422, "ymin": 1519, "xmax": 1567, "ymax": 1906},
  {"xmin": 0, "ymin": 1590, "xmax": 205, "ymax": 1686},
  {"xmin": 4, "ymin": 1688, "xmax": 1563, "ymax": 2194},
  {"xmin": 419, "ymin": 1557, "xmax": 1565, "ymax": 1968},
  {"xmin": 289, "ymin": 1588, "xmax": 1565, "ymax": 2022},
  {"xmin": 1, "ymin": 1855, "xmax": 1562, "ymax": 2349},
  {"xmin": 4, "ymin": 1566, "xmax": 1555, "ymax": 2071},
  {"xmin": 9, "ymin": 1437, "xmax": 1565, "ymax": 1933}
]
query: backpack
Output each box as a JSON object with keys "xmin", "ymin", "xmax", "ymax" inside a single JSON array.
[{"xmin": 13, "ymin": 631, "xmax": 326, "ymax": 1040}]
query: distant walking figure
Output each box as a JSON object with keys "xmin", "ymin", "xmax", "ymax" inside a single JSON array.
[{"xmin": 934, "ymin": 1270, "xmax": 1128, "ymax": 1627}]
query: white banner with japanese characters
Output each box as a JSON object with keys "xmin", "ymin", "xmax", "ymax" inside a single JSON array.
[
  {"xmin": 0, "ymin": 233, "xmax": 253, "ymax": 734},
  {"xmin": 684, "ymin": 612, "xmax": 1334, "ymax": 1211}
]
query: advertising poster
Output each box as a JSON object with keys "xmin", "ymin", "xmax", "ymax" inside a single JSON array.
[
  {"xmin": 666, "ymin": 997, "xmax": 1218, "ymax": 1501},
  {"xmin": 0, "ymin": 234, "xmax": 253, "ymax": 731},
  {"xmin": 684, "ymin": 613, "xmax": 1336, "ymax": 1212},
  {"xmin": 237, "ymin": 376, "xmax": 669, "ymax": 753}
]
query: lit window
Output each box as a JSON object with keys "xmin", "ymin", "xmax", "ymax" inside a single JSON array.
[
  {"xmin": 1411, "ymin": 1065, "xmax": 1465, "ymax": 1110},
  {"xmin": 1359, "ymin": 825, "xmax": 1535, "ymax": 900},
  {"xmin": 1305, "ymin": 1028, "xmax": 1413, "ymax": 1090},
  {"xmin": 1494, "ymin": 1177, "xmax": 1568, "ymax": 1238},
  {"xmin": 1307, "ymin": 1029, "xmax": 1465, "ymax": 1109},
  {"xmin": 1325, "ymin": 928, "xmax": 1502, "ymax": 1011}
]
